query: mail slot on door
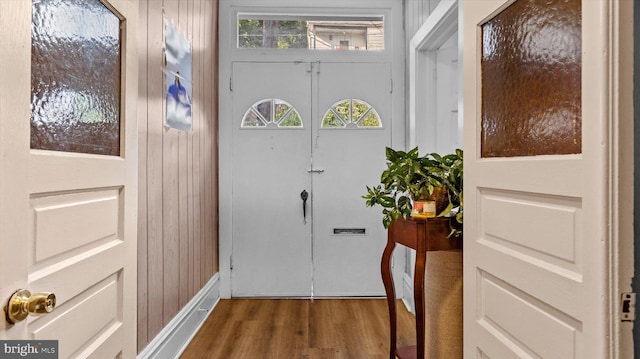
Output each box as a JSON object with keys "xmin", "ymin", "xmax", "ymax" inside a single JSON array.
[{"xmin": 333, "ymin": 228, "xmax": 366, "ymax": 235}]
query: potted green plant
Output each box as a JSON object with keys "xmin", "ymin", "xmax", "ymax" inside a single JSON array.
[{"xmin": 362, "ymin": 147, "xmax": 463, "ymax": 237}]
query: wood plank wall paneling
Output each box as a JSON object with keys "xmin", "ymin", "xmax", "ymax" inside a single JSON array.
[
  {"xmin": 137, "ymin": 0, "xmax": 219, "ymax": 353},
  {"xmin": 405, "ymin": 0, "xmax": 441, "ymax": 37}
]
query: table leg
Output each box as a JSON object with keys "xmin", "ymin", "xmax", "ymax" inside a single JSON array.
[
  {"xmin": 414, "ymin": 250, "xmax": 426, "ymax": 359},
  {"xmin": 381, "ymin": 236, "xmax": 397, "ymax": 359}
]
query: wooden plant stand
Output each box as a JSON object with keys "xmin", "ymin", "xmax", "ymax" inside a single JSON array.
[{"xmin": 381, "ymin": 217, "xmax": 462, "ymax": 359}]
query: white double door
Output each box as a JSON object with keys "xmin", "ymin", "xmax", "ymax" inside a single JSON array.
[{"xmin": 231, "ymin": 61, "xmax": 391, "ymax": 297}]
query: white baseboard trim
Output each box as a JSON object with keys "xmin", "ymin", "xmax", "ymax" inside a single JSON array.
[
  {"xmin": 402, "ymin": 273, "xmax": 415, "ymax": 314},
  {"xmin": 138, "ymin": 273, "xmax": 220, "ymax": 359}
]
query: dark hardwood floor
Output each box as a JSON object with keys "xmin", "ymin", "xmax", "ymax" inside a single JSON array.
[{"xmin": 180, "ymin": 298, "xmax": 416, "ymax": 359}]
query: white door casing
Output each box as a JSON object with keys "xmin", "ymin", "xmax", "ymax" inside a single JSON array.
[
  {"xmin": 0, "ymin": 1, "xmax": 138, "ymax": 358},
  {"xmin": 463, "ymin": 0, "xmax": 633, "ymax": 358}
]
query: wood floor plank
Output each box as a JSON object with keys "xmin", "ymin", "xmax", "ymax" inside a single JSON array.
[{"xmin": 180, "ymin": 299, "xmax": 416, "ymax": 359}]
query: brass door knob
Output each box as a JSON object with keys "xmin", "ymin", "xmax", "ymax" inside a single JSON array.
[{"xmin": 5, "ymin": 289, "xmax": 56, "ymax": 324}]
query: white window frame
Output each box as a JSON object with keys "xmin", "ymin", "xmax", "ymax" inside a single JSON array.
[{"xmin": 227, "ymin": 2, "xmax": 394, "ymax": 62}]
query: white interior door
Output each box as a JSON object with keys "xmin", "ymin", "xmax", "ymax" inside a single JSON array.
[
  {"xmin": 231, "ymin": 61, "xmax": 391, "ymax": 297},
  {"xmin": 0, "ymin": 0, "xmax": 137, "ymax": 358},
  {"xmin": 312, "ymin": 62, "xmax": 391, "ymax": 296},
  {"xmin": 464, "ymin": 0, "xmax": 614, "ymax": 357},
  {"xmin": 231, "ymin": 62, "xmax": 313, "ymax": 296}
]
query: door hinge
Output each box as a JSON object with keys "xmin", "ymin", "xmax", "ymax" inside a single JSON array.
[
  {"xmin": 230, "ymin": 77, "xmax": 233, "ymax": 91},
  {"xmin": 390, "ymin": 78, "xmax": 393, "ymax": 93},
  {"xmin": 230, "ymin": 256, "xmax": 233, "ymax": 271},
  {"xmin": 621, "ymin": 292, "xmax": 636, "ymax": 321}
]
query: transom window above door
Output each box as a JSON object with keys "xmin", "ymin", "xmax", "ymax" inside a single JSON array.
[
  {"xmin": 241, "ymin": 98, "xmax": 303, "ymax": 128},
  {"xmin": 237, "ymin": 14, "xmax": 384, "ymax": 51},
  {"xmin": 321, "ymin": 99, "xmax": 382, "ymax": 128}
]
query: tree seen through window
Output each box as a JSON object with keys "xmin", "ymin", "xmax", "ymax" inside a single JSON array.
[{"xmin": 238, "ymin": 20, "xmax": 308, "ymax": 49}]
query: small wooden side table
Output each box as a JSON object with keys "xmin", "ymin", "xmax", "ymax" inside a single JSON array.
[{"xmin": 381, "ymin": 217, "xmax": 462, "ymax": 359}]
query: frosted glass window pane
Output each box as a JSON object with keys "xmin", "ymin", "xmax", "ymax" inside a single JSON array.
[
  {"xmin": 480, "ymin": 0, "xmax": 581, "ymax": 157},
  {"xmin": 31, "ymin": 0, "xmax": 122, "ymax": 156}
]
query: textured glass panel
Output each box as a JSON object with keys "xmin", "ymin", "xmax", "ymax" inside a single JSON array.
[
  {"xmin": 481, "ymin": 0, "xmax": 581, "ymax": 157},
  {"xmin": 31, "ymin": 0, "xmax": 122, "ymax": 156},
  {"xmin": 238, "ymin": 14, "xmax": 384, "ymax": 51},
  {"xmin": 242, "ymin": 109, "xmax": 266, "ymax": 127}
]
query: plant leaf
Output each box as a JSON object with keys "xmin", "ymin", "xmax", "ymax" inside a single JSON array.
[{"xmin": 437, "ymin": 202, "xmax": 453, "ymax": 217}]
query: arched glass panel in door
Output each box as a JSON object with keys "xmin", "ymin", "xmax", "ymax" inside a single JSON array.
[
  {"xmin": 241, "ymin": 98, "xmax": 302, "ymax": 128},
  {"xmin": 321, "ymin": 99, "xmax": 382, "ymax": 128}
]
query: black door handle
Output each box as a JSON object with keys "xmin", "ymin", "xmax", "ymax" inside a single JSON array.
[{"xmin": 301, "ymin": 189, "xmax": 308, "ymax": 223}]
